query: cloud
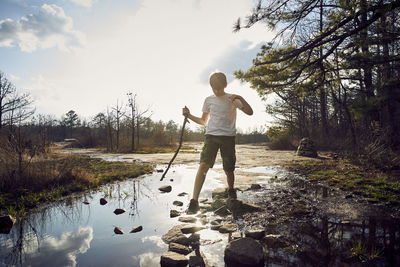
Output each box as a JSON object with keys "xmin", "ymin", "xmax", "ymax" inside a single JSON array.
[
  {"xmin": 69, "ymin": 0, "xmax": 98, "ymax": 8},
  {"xmin": 132, "ymin": 252, "xmax": 161, "ymax": 267},
  {"xmin": 0, "ymin": 4, "xmax": 85, "ymax": 52},
  {"xmin": 200, "ymin": 40, "xmax": 264, "ymax": 84},
  {"xmin": 26, "ymin": 227, "xmax": 93, "ymax": 267}
]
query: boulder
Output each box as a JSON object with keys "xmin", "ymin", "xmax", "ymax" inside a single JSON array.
[
  {"xmin": 100, "ymin": 198, "xmax": 108, "ymax": 205},
  {"xmin": 160, "ymin": 251, "xmax": 188, "ymax": 267},
  {"xmin": 180, "ymin": 225, "xmax": 205, "ymax": 234},
  {"xmin": 0, "ymin": 215, "xmax": 16, "ymax": 234},
  {"xmin": 162, "ymin": 225, "xmax": 190, "ymax": 245},
  {"xmin": 224, "ymin": 238, "xmax": 264, "ymax": 267},
  {"xmin": 159, "ymin": 185, "xmax": 172, "ymax": 193},
  {"xmin": 212, "ymin": 188, "xmax": 228, "ymax": 199},
  {"xmin": 113, "ymin": 208, "xmax": 126, "ymax": 215},
  {"xmin": 169, "ymin": 242, "xmax": 192, "ymax": 255},
  {"xmin": 296, "ymin": 137, "xmax": 318, "ymax": 157},
  {"xmin": 173, "ymin": 201, "xmax": 184, "ymax": 206},
  {"xmin": 170, "ymin": 210, "xmax": 181, "ymax": 218},
  {"xmin": 130, "ymin": 226, "xmax": 143, "ymax": 233},
  {"xmin": 178, "ymin": 216, "xmax": 197, "ymax": 223},
  {"xmin": 245, "ymin": 229, "xmax": 265, "ymax": 240},
  {"xmin": 219, "ymin": 224, "xmax": 238, "ymax": 233},
  {"xmin": 114, "ymin": 227, "xmax": 123, "ymax": 234}
]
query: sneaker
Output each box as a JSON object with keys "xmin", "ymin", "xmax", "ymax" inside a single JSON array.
[
  {"xmin": 187, "ymin": 199, "xmax": 199, "ymax": 214},
  {"xmin": 228, "ymin": 188, "xmax": 237, "ymax": 199}
]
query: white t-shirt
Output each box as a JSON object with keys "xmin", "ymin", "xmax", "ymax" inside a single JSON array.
[{"xmin": 202, "ymin": 93, "xmax": 244, "ymax": 136}]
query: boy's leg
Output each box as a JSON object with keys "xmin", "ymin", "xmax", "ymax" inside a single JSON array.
[
  {"xmin": 224, "ymin": 170, "xmax": 235, "ymax": 190},
  {"xmin": 192, "ymin": 162, "xmax": 210, "ymax": 201}
]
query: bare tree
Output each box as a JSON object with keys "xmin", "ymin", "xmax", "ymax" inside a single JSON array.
[
  {"xmin": 0, "ymin": 71, "xmax": 34, "ymax": 129},
  {"xmin": 112, "ymin": 100, "xmax": 125, "ymax": 151}
]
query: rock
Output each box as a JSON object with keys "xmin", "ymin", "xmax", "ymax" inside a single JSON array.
[
  {"xmin": 188, "ymin": 233, "xmax": 200, "ymax": 246},
  {"xmin": 189, "ymin": 255, "xmax": 205, "ymax": 267},
  {"xmin": 159, "ymin": 185, "xmax": 172, "ymax": 193},
  {"xmin": 263, "ymin": 234, "xmax": 286, "ymax": 249},
  {"xmin": 219, "ymin": 223, "xmax": 238, "ymax": 233},
  {"xmin": 199, "ymin": 204, "xmax": 212, "ymax": 211},
  {"xmin": 170, "ymin": 210, "xmax": 181, "ymax": 218},
  {"xmin": 162, "ymin": 225, "xmax": 190, "ymax": 245},
  {"xmin": 296, "ymin": 137, "xmax": 318, "ymax": 158},
  {"xmin": 169, "ymin": 242, "xmax": 192, "ymax": 255},
  {"xmin": 114, "ymin": 227, "xmax": 123, "ymax": 234},
  {"xmin": 83, "ymin": 201, "xmax": 89, "ymax": 205},
  {"xmin": 177, "ymin": 192, "xmax": 188, "ymax": 197},
  {"xmin": 224, "ymin": 237, "xmax": 264, "ymax": 267},
  {"xmin": 160, "ymin": 251, "xmax": 188, "ymax": 267},
  {"xmin": 157, "ymin": 169, "xmax": 164, "ymax": 173},
  {"xmin": 211, "ymin": 199, "xmax": 226, "ymax": 210},
  {"xmin": 173, "ymin": 200, "xmax": 184, "ymax": 206},
  {"xmin": 250, "ymin": 184, "xmax": 262, "ymax": 190},
  {"xmin": 199, "ymin": 218, "xmax": 208, "ymax": 225},
  {"xmin": 210, "ymin": 224, "xmax": 222, "ymax": 231},
  {"xmin": 231, "ymin": 231, "xmax": 242, "ymax": 240},
  {"xmin": 210, "ymin": 219, "xmax": 222, "ymax": 225},
  {"xmin": 181, "ymin": 225, "xmax": 206, "ymax": 234},
  {"xmin": 170, "ymin": 179, "xmax": 174, "ymax": 182},
  {"xmin": 227, "ymin": 199, "xmax": 263, "ymax": 215},
  {"xmin": 345, "ymin": 194, "xmax": 353, "ymax": 199},
  {"xmin": 100, "ymin": 198, "xmax": 108, "ymax": 205},
  {"xmin": 113, "ymin": 208, "xmax": 126, "ymax": 215},
  {"xmin": 214, "ymin": 206, "xmax": 231, "ymax": 216},
  {"xmin": 0, "ymin": 215, "xmax": 16, "ymax": 234},
  {"xmin": 212, "ymin": 188, "xmax": 228, "ymax": 199},
  {"xmin": 245, "ymin": 229, "xmax": 265, "ymax": 240},
  {"xmin": 130, "ymin": 226, "xmax": 143, "ymax": 233},
  {"xmin": 178, "ymin": 216, "xmax": 197, "ymax": 223}
]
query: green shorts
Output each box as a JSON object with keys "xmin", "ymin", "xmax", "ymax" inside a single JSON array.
[{"xmin": 200, "ymin": 135, "xmax": 236, "ymax": 172}]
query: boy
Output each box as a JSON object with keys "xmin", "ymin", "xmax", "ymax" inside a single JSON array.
[{"xmin": 183, "ymin": 72, "xmax": 253, "ymax": 214}]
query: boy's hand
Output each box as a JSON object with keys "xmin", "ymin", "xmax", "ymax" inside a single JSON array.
[
  {"xmin": 228, "ymin": 94, "xmax": 242, "ymax": 102},
  {"xmin": 182, "ymin": 106, "xmax": 190, "ymax": 117}
]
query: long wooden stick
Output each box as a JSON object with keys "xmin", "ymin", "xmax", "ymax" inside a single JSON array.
[{"xmin": 160, "ymin": 116, "xmax": 189, "ymax": 181}]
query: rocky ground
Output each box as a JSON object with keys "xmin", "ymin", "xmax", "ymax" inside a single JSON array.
[{"xmin": 65, "ymin": 143, "xmax": 400, "ymax": 266}]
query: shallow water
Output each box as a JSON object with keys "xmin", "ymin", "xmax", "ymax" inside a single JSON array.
[{"xmin": 1, "ymin": 162, "xmax": 399, "ymax": 267}]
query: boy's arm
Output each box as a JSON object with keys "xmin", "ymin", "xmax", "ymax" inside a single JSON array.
[
  {"xmin": 229, "ymin": 95, "xmax": 253, "ymax": 116},
  {"xmin": 183, "ymin": 106, "xmax": 209, "ymax": 126}
]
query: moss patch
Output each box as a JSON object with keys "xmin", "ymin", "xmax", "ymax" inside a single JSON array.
[
  {"xmin": 288, "ymin": 159, "xmax": 400, "ymax": 207},
  {"xmin": 0, "ymin": 155, "xmax": 153, "ymax": 215}
]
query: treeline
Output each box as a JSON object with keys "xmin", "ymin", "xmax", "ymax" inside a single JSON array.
[{"xmin": 235, "ymin": 0, "xmax": 400, "ymax": 168}]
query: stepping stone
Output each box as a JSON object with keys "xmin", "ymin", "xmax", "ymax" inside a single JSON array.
[
  {"xmin": 130, "ymin": 226, "xmax": 143, "ymax": 233},
  {"xmin": 173, "ymin": 200, "xmax": 184, "ymax": 206},
  {"xmin": 178, "ymin": 216, "xmax": 197, "ymax": 223},
  {"xmin": 180, "ymin": 225, "xmax": 206, "ymax": 234},
  {"xmin": 114, "ymin": 208, "xmax": 126, "ymax": 215},
  {"xmin": 170, "ymin": 210, "xmax": 181, "ymax": 218},
  {"xmin": 159, "ymin": 185, "xmax": 172, "ymax": 193},
  {"xmin": 169, "ymin": 242, "xmax": 192, "ymax": 255},
  {"xmin": 114, "ymin": 227, "xmax": 123, "ymax": 234},
  {"xmin": 160, "ymin": 251, "xmax": 188, "ymax": 267},
  {"xmin": 219, "ymin": 224, "xmax": 238, "ymax": 233}
]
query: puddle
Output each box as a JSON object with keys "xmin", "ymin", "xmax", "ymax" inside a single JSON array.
[{"xmin": 1, "ymin": 162, "xmax": 399, "ymax": 266}]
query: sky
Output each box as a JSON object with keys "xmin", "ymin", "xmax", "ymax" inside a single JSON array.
[{"xmin": 0, "ymin": 0, "xmax": 275, "ymax": 133}]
